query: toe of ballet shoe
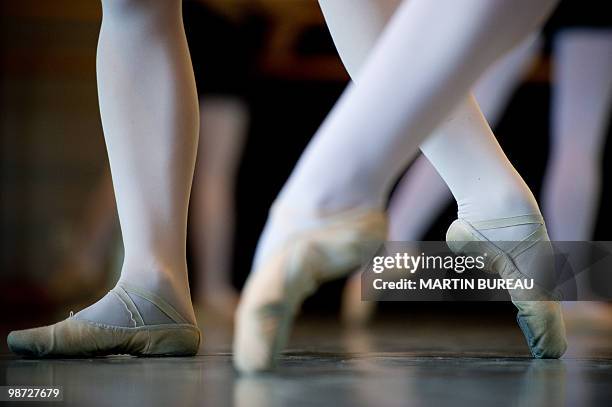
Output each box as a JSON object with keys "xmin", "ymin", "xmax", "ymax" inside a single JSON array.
[
  {"xmin": 7, "ymin": 327, "xmax": 52, "ymax": 357},
  {"xmin": 233, "ymin": 337, "xmax": 275, "ymax": 374},
  {"xmin": 233, "ymin": 352, "xmax": 273, "ymax": 374},
  {"xmin": 143, "ymin": 324, "xmax": 201, "ymax": 356},
  {"xmin": 232, "ymin": 207, "xmax": 388, "ymax": 373},
  {"xmin": 233, "ymin": 300, "xmax": 288, "ymax": 374},
  {"xmin": 7, "ymin": 319, "xmax": 201, "ymax": 358},
  {"xmin": 515, "ymin": 301, "xmax": 567, "ymax": 359}
]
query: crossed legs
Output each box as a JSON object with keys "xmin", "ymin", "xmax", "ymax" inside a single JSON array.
[{"xmin": 234, "ymin": 0, "xmax": 562, "ymax": 372}]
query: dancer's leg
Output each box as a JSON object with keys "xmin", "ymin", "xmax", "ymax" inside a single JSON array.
[
  {"xmin": 389, "ymin": 34, "xmax": 541, "ymax": 242},
  {"xmin": 92, "ymin": 0, "xmax": 199, "ymax": 323},
  {"xmin": 235, "ymin": 0, "xmax": 561, "ymax": 372},
  {"xmin": 542, "ymin": 29, "xmax": 612, "ymax": 241},
  {"xmin": 254, "ymin": 0, "xmax": 556, "ymax": 266},
  {"xmin": 259, "ymin": 0, "xmax": 547, "ymax": 266},
  {"xmin": 8, "ymin": 0, "xmax": 201, "ymax": 357},
  {"xmin": 282, "ymin": 0, "xmax": 556, "ymax": 211},
  {"xmin": 332, "ymin": 1, "xmax": 540, "ymax": 324},
  {"xmin": 332, "ymin": 0, "xmax": 439, "ymax": 325},
  {"xmin": 542, "ymin": 30, "xmax": 612, "ymax": 325},
  {"xmin": 191, "ymin": 97, "xmax": 248, "ymax": 316}
]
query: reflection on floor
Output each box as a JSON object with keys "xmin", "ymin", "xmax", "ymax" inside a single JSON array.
[{"xmin": 1, "ymin": 311, "xmax": 611, "ymax": 406}]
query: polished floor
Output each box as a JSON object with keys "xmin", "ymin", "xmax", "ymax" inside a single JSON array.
[{"xmin": 1, "ymin": 309, "xmax": 612, "ymax": 406}]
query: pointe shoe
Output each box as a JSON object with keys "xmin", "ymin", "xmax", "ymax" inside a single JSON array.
[
  {"xmin": 446, "ymin": 214, "xmax": 567, "ymax": 358},
  {"xmin": 233, "ymin": 207, "xmax": 387, "ymax": 373},
  {"xmin": 7, "ymin": 283, "xmax": 201, "ymax": 357}
]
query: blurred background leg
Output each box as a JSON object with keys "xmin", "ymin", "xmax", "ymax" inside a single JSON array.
[
  {"xmin": 542, "ymin": 29, "xmax": 612, "ymax": 241},
  {"xmin": 191, "ymin": 97, "xmax": 248, "ymax": 319},
  {"xmin": 542, "ymin": 29, "xmax": 612, "ymax": 328}
]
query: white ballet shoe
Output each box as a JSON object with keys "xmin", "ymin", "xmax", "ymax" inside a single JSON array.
[
  {"xmin": 233, "ymin": 207, "xmax": 387, "ymax": 373},
  {"xmin": 446, "ymin": 214, "xmax": 567, "ymax": 358},
  {"xmin": 7, "ymin": 282, "xmax": 201, "ymax": 357}
]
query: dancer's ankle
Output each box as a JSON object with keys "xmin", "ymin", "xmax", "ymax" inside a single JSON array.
[
  {"xmin": 457, "ymin": 186, "xmax": 543, "ymax": 242},
  {"xmin": 119, "ymin": 258, "xmax": 196, "ymax": 324},
  {"xmin": 458, "ymin": 183, "xmax": 540, "ymax": 223}
]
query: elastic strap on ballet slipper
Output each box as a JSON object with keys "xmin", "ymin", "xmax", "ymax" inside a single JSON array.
[
  {"xmin": 111, "ymin": 283, "xmax": 189, "ymax": 326},
  {"xmin": 468, "ymin": 214, "xmax": 548, "ymax": 259},
  {"xmin": 110, "ymin": 285, "xmax": 145, "ymax": 327},
  {"xmin": 469, "ymin": 214, "xmax": 544, "ymax": 230}
]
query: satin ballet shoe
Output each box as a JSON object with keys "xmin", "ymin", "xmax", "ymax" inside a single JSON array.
[
  {"xmin": 7, "ymin": 283, "xmax": 201, "ymax": 357},
  {"xmin": 233, "ymin": 207, "xmax": 387, "ymax": 373},
  {"xmin": 446, "ymin": 214, "xmax": 567, "ymax": 358}
]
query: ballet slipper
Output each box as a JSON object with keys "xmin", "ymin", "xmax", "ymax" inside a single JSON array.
[
  {"xmin": 233, "ymin": 206, "xmax": 387, "ymax": 373},
  {"xmin": 7, "ymin": 283, "xmax": 201, "ymax": 357},
  {"xmin": 446, "ymin": 214, "xmax": 567, "ymax": 358}
]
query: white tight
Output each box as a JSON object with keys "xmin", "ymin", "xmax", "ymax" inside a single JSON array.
[
  {"xmin": 255, "ymin": 0, "xmax": 557, "ymax": 273},
  {"xmin": 279, "ymin": 0, "xmax": 557, "ymax": 225},
  {"xmin": 389, "ymin": 34, "xmax": 541, "ymax": 241},
  {"xmin": 542, "ymin": 29, "xmax": 612, "ymax": 241},
  {"xmin": 190, "ymin": 98, "xmax": 248, "ymax": 312},
  {"xmin": 82, "ymin": 0, "xmax": 199, "ymax": 324}
]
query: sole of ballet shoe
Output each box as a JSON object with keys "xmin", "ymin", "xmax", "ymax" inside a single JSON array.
[
  {"xmin": 233, "ymin": 207, "xmax": 387, "ymax": 373},
  {"xmin": 7, "ymin": 320, "xmax": 200, "ymax": 357},
  {"xmin": 7, "ymin": 283, "xmax": 201, "ymax": 358},
  {"xmin": 446, "ymin": 215, "xmax": 567, "ymax": 359}
]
